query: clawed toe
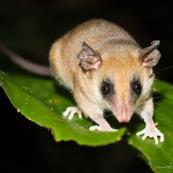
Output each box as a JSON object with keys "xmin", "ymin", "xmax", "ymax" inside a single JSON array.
[
  {"xmin": 89, "ymin": 125, "xmax": 117, "ymax": 132},
  {"xmin": 136, "ymin": 126, "xmax": 164, "ymax": 145},
  {"xmin": 63, "ymin": 107, "xmax": 82, "ymax": 120}
]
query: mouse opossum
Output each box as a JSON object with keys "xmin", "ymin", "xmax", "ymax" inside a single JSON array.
[{"xmin": 0, "ymin": 19, "xmax": 164, "ymax": 145}]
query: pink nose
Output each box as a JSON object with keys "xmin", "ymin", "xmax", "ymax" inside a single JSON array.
[
  {"xmin": 117, "ymin": 115, "xmax": 130, "ymax": 123},
  {"xmin": 115, "ymin": 103, "xmax": 133, "ymax": 123}
]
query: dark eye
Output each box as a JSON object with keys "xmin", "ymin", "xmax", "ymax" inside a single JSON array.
[
  {"xmin": 132, "ymin": 81, "xmax": 142, "ymax": 95},
  {"xmin": 101, "ymin": 81, "xmax": 112, "ymax": 96}
]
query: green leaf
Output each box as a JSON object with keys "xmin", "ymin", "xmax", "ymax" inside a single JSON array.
[
  {"xmin": 1, "ymin": 68, "xmax": 173, "ymax": 172},
  {"xmin": 129, "ymin": 80, "xmax": 173, "ymax": 173},
  {"xmin": 0, "ymin": 70, "xmax": 126, "ymax": 146}
]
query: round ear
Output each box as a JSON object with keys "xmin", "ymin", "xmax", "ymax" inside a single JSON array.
[
  {"xmin": 78, "ymin": 42, "xmax": 102, "ymax": 71},
  {"xmin": 139, "ymin": 40, "xmax": 161, "ymax": 67}
]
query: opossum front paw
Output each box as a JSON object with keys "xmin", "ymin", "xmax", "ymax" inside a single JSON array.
[
  {"xmin": 89, "ymin": 125, "xmax": 117, "ymax": 132},
  {"xmin": 63, "ymin": 106, "xmax": 82, "ymax": 120},
  {"xmin": 136, "ymin": 126, "xmax": 164, "ymax": 145}
]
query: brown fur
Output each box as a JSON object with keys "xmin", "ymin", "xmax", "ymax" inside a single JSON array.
[
  {"xmin": 49, "ymin": 19, "xmax": 162, "ymax": 138},
  {"xmin": 49, "ymin": 19, "xmax": 140, "ymax": 90},
  {"xmin": 0, "ymin": 19, "xmax": 163, "ymax": 142}
]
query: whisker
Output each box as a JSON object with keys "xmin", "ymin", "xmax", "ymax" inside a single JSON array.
[
  {"xmin": 155, "ymin": 66, "xmax": 173, "ymax": 74},
  {"xmin": 135, "ymin": 95, "xmax": 151, "ymax": 109},
  {"xmin": 154, "ymin": 102, "xmax": 161, "ymax": 106},
  {"xmin": 134, "ymin": 71, "xmax": 167, "ymax": 110},
  {"xmin": 153, "ymin": 96, "xmax": 164, "ymax": 100},
  {"xmin": 156, "ymin": 74, "xmax": 173, "ymax": 80},
  {"xmin": 134, "ymin": 96, "xmax": 148, "ymax": 110}
]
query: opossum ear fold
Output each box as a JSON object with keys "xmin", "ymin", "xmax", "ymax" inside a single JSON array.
[
  {"xmin": 78, "ymin": 42, "xmax": 102, "ymax": 71},
  {"xmin": 139, "ymin": 40, "xmax": 161, "ymax": 67}
]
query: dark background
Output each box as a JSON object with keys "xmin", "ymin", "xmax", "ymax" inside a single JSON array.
[{"xmin": 0, "ymin": 0, "xmax": 173, "ymax": 172}]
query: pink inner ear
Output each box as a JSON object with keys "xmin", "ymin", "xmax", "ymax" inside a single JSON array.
[
  {"xmin": 90, "ymin": 59, "xmax": 101, "ymax": 69},
  {"xmin": 141, "ymin": 49, "xmax": 161, "ymax": 67},
  {"xmin": 139, "ymin": 40, "xmax": 161, "ymax": 68},
  {"xmin": 80, "ymin": 55, "xmax": 101, "ymax": 70},
  {"xmin": 78, "ymin": 42, "xmax": 102, "ymax": 71}
]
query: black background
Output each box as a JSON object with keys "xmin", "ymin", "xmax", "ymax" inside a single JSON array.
[{"xmin": 0, "ymin": 0, "xmax": 173, "ymax": 172}]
